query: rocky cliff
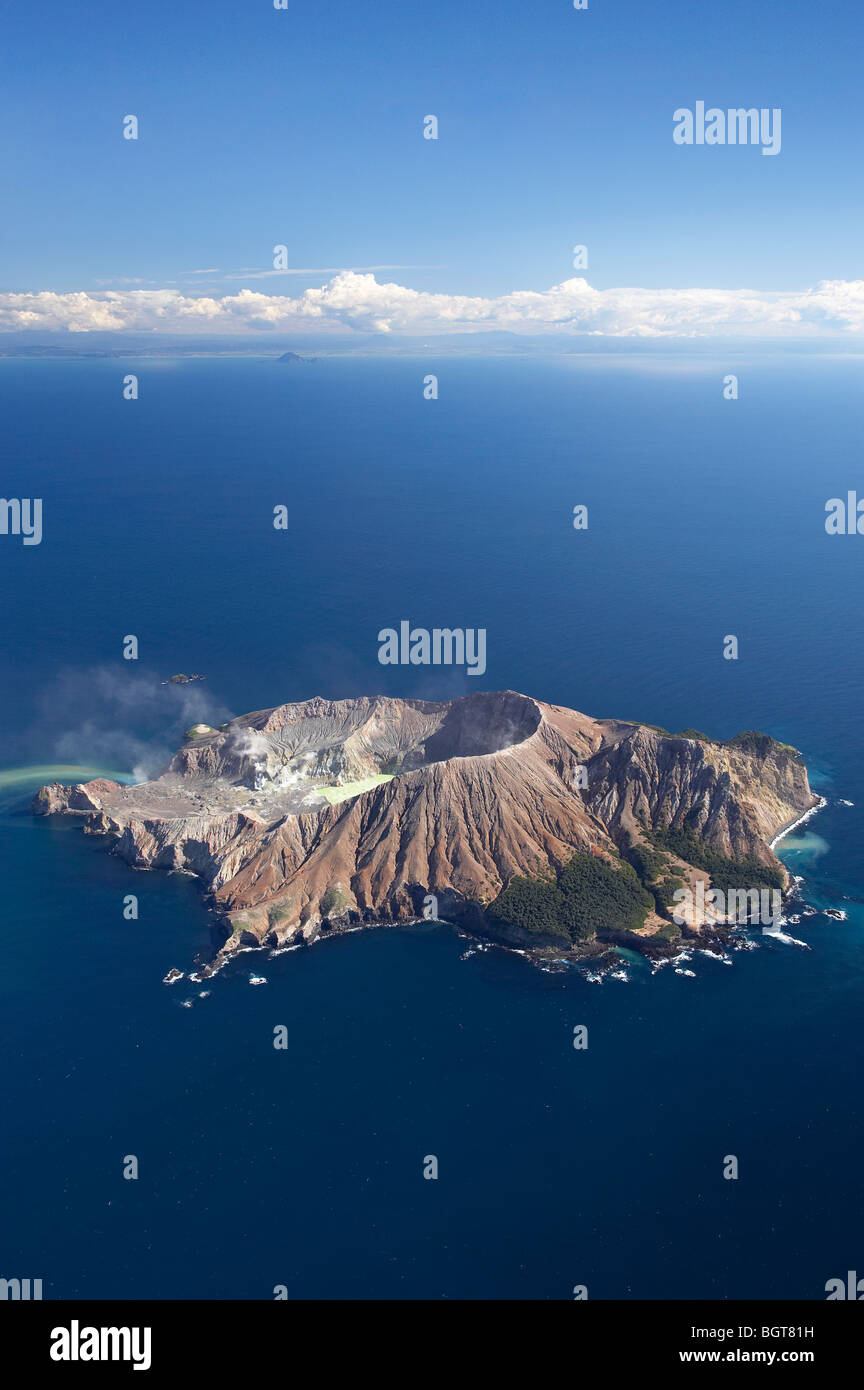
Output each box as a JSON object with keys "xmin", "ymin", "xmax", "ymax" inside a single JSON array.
[{"xmin": 32, "ymin": 691, "xmax": 816, "ymax": 963}]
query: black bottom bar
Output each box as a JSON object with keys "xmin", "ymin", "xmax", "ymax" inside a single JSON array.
[{"xmin": 3, "ymin": 1299, "xmax": 856, "ymax": 1375}]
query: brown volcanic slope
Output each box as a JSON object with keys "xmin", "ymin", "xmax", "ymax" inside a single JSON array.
[{"xmin": 33, "ymin": 691, "xmax": 816, "ymax": 958}]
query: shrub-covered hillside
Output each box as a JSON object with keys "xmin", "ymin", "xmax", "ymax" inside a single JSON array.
[{"xmin": 485, "ymin": 852, "xmax": 654, "ymax": 943}]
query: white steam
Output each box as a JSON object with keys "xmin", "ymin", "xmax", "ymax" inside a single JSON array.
[{"xmin": 33, "ymin": 666, "xmax": 233, "ymax": 781}]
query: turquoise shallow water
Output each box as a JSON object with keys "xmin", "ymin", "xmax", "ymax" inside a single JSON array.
[{"xmin": 0, "ymin": 355, "xmax": 862, "ymax": 1298}]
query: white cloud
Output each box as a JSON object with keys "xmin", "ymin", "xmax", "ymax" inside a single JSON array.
[{"xmin": 2, "ymin": 273, "xmax": 864, "ymax": 337}]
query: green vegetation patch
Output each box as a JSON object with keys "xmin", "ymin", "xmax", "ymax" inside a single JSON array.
[
  {"xmin": 485, "ymin": 874, "xmax": 569, "ymax": 941},
  {"xmin": 486, "ymin": 852, "xmax": 653, "ymax": 944},
  {"xmin": 723, "ymin": 730, "xmax": 797, "ymax": 758},
  {"xmin": 558, "ymin": 854, "xmax": 654, "ymax": 938},
  {"xmin": 617, "ymin": 722, "xmax": 797, "ymax": 757},
  {"xmin": 320, "ymin": 884, "xmax": 351, "ymax": 916},
  {"xmin": 654, "ymin": 874, "xmax": 686, "ymax": 910},
  {"xmin": 624, "ymin": 841, "xmax": 688, "ymax": 915},
  {"xmin": 626, "ymin": 841, "xmax": 670, "ymax": 884},
  {"xmin": 646, "ymin": 824, "xmax": 784, "ymax": 893},
  {"xmin": 652, "ymin": 922, "xmax": 683, "ymax": 943}
]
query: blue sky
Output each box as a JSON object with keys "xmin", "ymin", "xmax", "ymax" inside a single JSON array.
[{"xmin": 0, "ymin": 0, "xmax": 862, "ymax": 335}]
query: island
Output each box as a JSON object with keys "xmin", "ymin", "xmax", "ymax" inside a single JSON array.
[{"xmin": 32, "ymin": 691, "xmax": 817, "ymax": 972}]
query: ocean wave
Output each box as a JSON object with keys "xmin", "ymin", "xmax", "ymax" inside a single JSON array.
[
  {"xmin": 697, "ymin": 949, "xmax": 732, "ymax": 965},
  {"xmin": 770, "ymin": 796, "xmax": 828, "ymax": 850},
  {"xmin": 761, "ymin": 926, "xmax": 810, "ymax": 948}
]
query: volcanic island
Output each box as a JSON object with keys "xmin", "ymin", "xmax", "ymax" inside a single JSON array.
[{"xmin": 32, "ymin": 691, "xmax": 817, "ymax": 973}]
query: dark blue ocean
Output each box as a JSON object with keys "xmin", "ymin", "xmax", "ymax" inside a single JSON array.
[{"xmin": 1, "ymin": 354, "xmax": 862, "ymax": 1299}]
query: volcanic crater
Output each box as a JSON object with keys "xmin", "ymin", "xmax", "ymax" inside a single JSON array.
[{"xmin": 32, "ymin": 690, "xmax": 817, "ymax": 967}]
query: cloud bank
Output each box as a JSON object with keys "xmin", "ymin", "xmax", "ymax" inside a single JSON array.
[{"xmin": 2, "ymin": 273, "xmax": 864, "ymax": 338}]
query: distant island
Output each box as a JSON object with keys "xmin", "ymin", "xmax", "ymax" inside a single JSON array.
[{"xmin": 32, "ymin": 691, "xmax": 817, "ymax": 973}]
